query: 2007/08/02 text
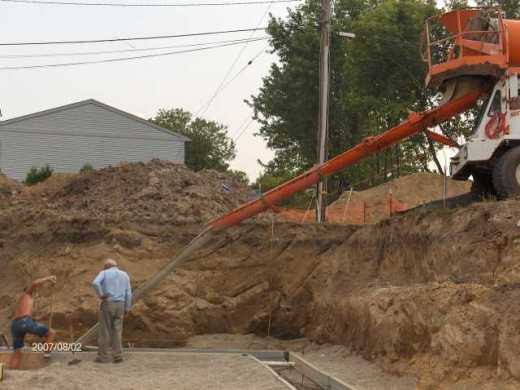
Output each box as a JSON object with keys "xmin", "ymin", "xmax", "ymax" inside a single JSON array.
[{"xmin": 32, "ymin": 343, "xmax": 82, "ymax": 352}]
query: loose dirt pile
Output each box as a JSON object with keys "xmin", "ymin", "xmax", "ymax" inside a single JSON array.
[
  {"xmin": 326, "ymin": 172, "xmax": 471, "ymax": 223},
  {"xmin": 10, "ymin": 159, "xmax": 252, "ymax": 225},
  {"xmin": 1, "ymin": 162, "xmax": 520, "ymax": 389},
  {"xmin": 336, "ymin": 172, "xmax": 471, "ymax": 205}
]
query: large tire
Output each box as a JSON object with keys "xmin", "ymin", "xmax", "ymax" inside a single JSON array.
[
  {"xmin": 493, "ymin": 147, "xmax": 520, "ymax": 199},
  {"xmin": 471, "ymin": 171, "xmax": 496, "ymax": 200}
]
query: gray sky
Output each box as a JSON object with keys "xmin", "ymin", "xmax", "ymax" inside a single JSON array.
[{"xmin": 0, "ymin": 1, "xmax": 297, "ymax": 181}]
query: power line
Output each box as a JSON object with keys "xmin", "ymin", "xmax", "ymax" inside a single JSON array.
[
  {"xmin": 0, "ymin": 0, "xmax": 299, "ymax": 6},
  {"xmin": 0, "ymin": 36, "xmax": 269, "ymax": 58},
  {"xmin": 234, "ymin": 119, "xmax": 254, "ymax": 141},
  {"xmin": 220, "ymin": 43, "xmax": 267, "ymax": 90},
  {"xmin": 199, "ymin": 43, "xmax": 268, "ymax": 116},
  {"xmin": 0, "ymin": 27, "xmax": 266, "ymax": 46},
  {"xmin": 0, "ymin": 37, "xmax": 267, "ymax": 70},
  {"xmin": 229, "ymin": 114, "xmax": 250, "ymax": 138},
  {"xmin": 196, "ymin": 2, "xmax": 271, "ymax": 116},
  {"xmin": 196, "ymin": 43, "xmax": 267, "ymax": 116}
]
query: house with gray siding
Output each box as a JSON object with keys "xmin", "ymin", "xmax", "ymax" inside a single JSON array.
[{"xmin": 0, "ymin": 99, "xmax": 189, "ymax": 180}]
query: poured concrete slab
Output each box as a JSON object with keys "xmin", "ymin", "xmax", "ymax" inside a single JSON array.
[{"xmin": 1, "ymin": 352, "xmax": 291, "ymax": 390}]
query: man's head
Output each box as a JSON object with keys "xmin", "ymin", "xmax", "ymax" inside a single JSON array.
[{"xmin": 104, "ymin": 258, "xmax": 118, "ymax": 270}]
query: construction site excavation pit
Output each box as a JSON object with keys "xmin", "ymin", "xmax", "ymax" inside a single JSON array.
[{"xmin": 4, "ymin": 161, "xmax": 520, "ymax": 389}]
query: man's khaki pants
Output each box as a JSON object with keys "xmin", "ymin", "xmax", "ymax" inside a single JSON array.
[{"xmin": 98, "ymin": 301, "xmax": 125, "ymax": 361}]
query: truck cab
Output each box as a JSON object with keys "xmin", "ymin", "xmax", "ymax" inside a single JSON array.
[
  {"xmin": 422, "ymin": 8, "xmax": 520, "ymax": 197},
  {"xmin": 450, "ymin": 73, "xmax": 520, "ymax": 197}
]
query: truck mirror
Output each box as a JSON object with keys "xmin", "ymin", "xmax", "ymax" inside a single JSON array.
[{"xmin": 510, "ymin": 74, "xmax": 519, "ymax": 99}]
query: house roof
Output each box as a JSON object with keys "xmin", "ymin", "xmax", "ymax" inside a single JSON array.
[{"xmin": 0, "ymin": 99, "xmax": 191, "ymax": 142}]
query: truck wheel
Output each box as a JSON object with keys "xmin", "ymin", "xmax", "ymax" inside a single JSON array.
[
  {"xmin": 493, "ymin": 146, "xmax": 520, "ymax": 198},
  {"xmin": 471, "ymin": 171, "xmax": 496, "ymax": 200}
]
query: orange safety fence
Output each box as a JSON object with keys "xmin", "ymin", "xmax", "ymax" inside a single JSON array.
[{"xmin": 271, "ymin": 191, "xmax": 410, "ymax": 225}]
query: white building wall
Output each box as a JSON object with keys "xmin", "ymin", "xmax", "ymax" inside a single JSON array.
[{"xmin": 0, "ymin": 102, "xmax": 187, "ymax": 180}]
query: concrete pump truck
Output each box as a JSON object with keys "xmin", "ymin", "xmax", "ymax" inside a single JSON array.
[{"xmin": 424, "ymin": 8, "xmax": 520, "ymax": 198}]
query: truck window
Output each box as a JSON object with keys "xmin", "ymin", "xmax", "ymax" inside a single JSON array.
[
  {"xmin": 488, "ymin": 90, "xmax": 501, "ymax": 116},
  {"xmin": 471, "ymin": 94, "xmax": 491, "ymax": 135}
]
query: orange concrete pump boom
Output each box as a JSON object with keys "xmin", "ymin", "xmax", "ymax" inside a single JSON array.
[{"xmin": 208, "ymin": 89, "xmax": 483, "ymax": 231}]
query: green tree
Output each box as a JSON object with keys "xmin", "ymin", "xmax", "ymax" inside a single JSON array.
[
  {"xmin": 343, "ymin": 0, "xmax": 442, "ymax": 182},
  {"xmin": 25, "ymin": 164, "xmax": 53, "ymax": 185},
  {"xmin": 474, "ymin": 0, "xmax": 520, "ymax": 18},
  {"xmin": 250, "ymin": 0, "xmax": 475, "ymax": 196},
  {"xmin": 80, "ymin": 163, "xmax": 94, "ymax": 173},
  {"xmin": 228, "ymin": 169, "xmax": 250, "ymax": 184},
  {"xmin": 249, "ymin": 0, "xmax": 337, "ymax": 175},
  {"xmin": 151, "ymin": 108, "xmax": 236, "ymax": 172}
]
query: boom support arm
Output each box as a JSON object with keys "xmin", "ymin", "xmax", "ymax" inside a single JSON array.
[{"xmin": 209, "ymin": 90, "xmax": 482, "ymax": 231}]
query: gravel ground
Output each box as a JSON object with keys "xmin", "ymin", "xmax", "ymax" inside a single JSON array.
[
  {"xmin": 300, "ymin": 345, "xmax": 417, "ymax": 390},
  {"xmin": 1, "ymin": 352, "xmax": 290, "ymax": 390}
]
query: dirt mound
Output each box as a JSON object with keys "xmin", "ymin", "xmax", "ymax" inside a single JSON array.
[
  {"xmin": 21, "ymin": 173, "xmax": 76, "ymax": 197},
  {"xmin": 59, "ymin": 161, "xmax": 252, "ymax": 225},
  {"xmin": 10, "ymin": 160, "xmax": 252, "ymax": 225},
  {"xmin": 351, "ymin": 172, "xmax": 471, "ymax": 205},
  {"xmin": 327, "ymin": 172, "xmax": 471, "ymax": 223}
]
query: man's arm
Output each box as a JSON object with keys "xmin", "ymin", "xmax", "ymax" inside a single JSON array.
[
  {"xmin": 91, "ymin": 271, "xmax": 105, "ymax": 299},
  {"xmin": 124, "ymin": 274, "xmax": 132, "ymax": 313},
  {"xmin": 26, "ymin": 275, "xmax": 56, "ymax": 295}
]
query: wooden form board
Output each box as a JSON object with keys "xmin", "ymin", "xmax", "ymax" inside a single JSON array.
[{"xmin": 288, "ymin": 352, "xmax": 361, "ymax": 390}]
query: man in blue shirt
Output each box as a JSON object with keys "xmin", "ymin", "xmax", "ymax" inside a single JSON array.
[{"xmin": 92, "ymin": 259, "xmax": 132, "ymax": 363}]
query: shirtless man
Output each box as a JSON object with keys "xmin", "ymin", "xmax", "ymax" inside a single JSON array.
[{"xmin": 9, "ymin": 275, "xmax": 57, "ymax": 369}]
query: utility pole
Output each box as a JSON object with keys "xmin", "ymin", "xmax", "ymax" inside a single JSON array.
[{"xmin": 316, "ymin": 0, "xmax": 332, "ymax": 223}]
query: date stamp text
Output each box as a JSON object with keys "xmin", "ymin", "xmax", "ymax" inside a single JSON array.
[{"xmin": 32, "ymin": 342, "xmax": 82, "ymax": 353}]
